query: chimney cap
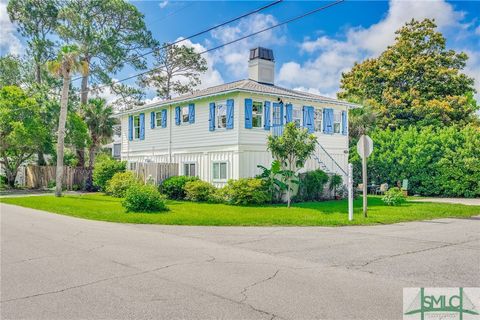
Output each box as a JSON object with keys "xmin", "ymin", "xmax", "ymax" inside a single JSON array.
[{"xmin": 249, "ymin": 47, "xmax": 274, "ymax": 62}]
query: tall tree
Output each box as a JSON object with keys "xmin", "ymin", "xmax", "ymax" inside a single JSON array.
[
  {"xmin": 81, "ymin": 98, "xmax": 115, "ymax": 189},
  {"xmin": 57, "ymin": 0, "xmax": 155, "ymax": 166},
  {"xmin": 267, "ymin": 123, "xmax": 317, "ymax": 208},
  {"xmin": 47, "ymin": 45, "xmax": 87, "ymax": 196},
  {"xmin": 0, "ymin": 86, "xmax": 49, "ymax": 187},
  {"xmin": 338, "ymin": 19, "xmax": 478, "ymax": 129},
  {"xmin": 7, "ymin": 0, "xmax": 59, "ymax": 84},
  {"xmin": 139, "ymin": 44, "xmax": 208, "ymax": 100}
]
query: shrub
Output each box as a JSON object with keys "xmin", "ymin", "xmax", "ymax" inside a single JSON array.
[
  {"xmin": 207, "ymin": 188, "xmax": 227, "ymax": 203},
  {"xmin": 184, "ymin": 180, "xmax": 216, "ymax": 202},
  {"xmin": 93, "ymin": 155, "xmax": 126, "ymax": 191},
  {"xmin": 382, "ymin": 187, "xmax": 406, "ymax": 206},
  {"xmin": 297, "ymin": 169, "xmax": 329, "ymax": 201},
  {"xmin": 222, "ymin": 178, "xmax": 271, "ymax": 205},
  {"xmin": 329, "ymin": 174, "xmax": 343, "ymax": 198},
  {"xmin": 106, "ymin": 171, "xmax": 140, "ymax": 198},
  {"xmin": 122, "ymin": 184, "xmax": 168, "ymax": 212},
  {"xmin": 160, "ymin": 175, "xmax": 199, "ymax": 200}
]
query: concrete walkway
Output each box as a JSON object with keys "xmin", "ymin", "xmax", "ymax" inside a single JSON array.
[
  {"xmin": 1, "ymin": 204, "xmax": 479, "ymax": 319},
  {"xmin": 409, "ymin": 197, "xmax": 480, "ymax": 206}
]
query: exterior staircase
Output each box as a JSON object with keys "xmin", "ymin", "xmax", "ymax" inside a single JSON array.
[{"xmin": 312, "ymin": 141, "xmax": 347, "ymax": 177}]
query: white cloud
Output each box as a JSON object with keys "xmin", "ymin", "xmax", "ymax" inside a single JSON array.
[
  {"xmin": 159, "ymin": 1, "xmax": 168, "ymax": 9},
  {"xmin": 210, "ymin": 13, "xmax": 286, "ymax": 79},
  {"xmin": 0, "ymin": 1, "xmax": 23, "ymax": 56},
  {"xmin": 278, "ymin": 0, "xmax": 479, "ymax": 99}
]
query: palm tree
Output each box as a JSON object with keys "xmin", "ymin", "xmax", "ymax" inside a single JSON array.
[
  {"xmin": 81, "ymin": 98, "xmax": 115, "ymax": 189},
  {"xmin": 47, "ymin": 45, "xmax": 87, "ymax": 197}
]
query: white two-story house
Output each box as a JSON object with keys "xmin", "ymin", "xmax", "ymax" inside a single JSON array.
[{"xmin": 118, "ymin": 47, "xmax": 359, "ymax": 186}]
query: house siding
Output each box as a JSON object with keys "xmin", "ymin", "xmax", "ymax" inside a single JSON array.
[{"xmin": 120, "ymin": 90, "xmax": 349, "ymax": 186}]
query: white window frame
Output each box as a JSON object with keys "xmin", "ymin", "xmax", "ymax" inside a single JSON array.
[
  {"xmin": 292, "ymin": 107, "xmax": 302, "ymax": 127},
  {"xmin": 212, "ymin": 161, "xmax": 228, "ymax": 182},
  {"xmin": 252, "ymin": 101, "xmax": 263, "ymax": 128},
  {"xmin": 333, "ymin": 111, "xmax": 341, "ymax": 134},
  {"xmin": 216, "ymin": 100, "xmax": 227, "ymax": 130},
  {"xmin": 314, "ymin": 109, "xmax": 323, "ymax": 132},
  {"xmin": 133, "ymin": 115, "xmax": 140, "ymax": 139},
  {"xmin": 155, "ymin": 111, "xmax": 163, "ymax": 128},
  {"xmin": 181, "ymin": 106, "xmax": 189, "ymax": 124},
  {"xmin": 183, "ymin": 162, "xmax": 197, "ymax": 177}
]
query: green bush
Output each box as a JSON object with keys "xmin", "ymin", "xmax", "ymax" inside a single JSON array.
[
  {"xmin": 222, "ymin": 178, "xmax": 271, "ymax": 205},
  {"xmin": 93, "ymin": 155, "xmax": 126, "ymax": 191},
  {"xmin": 160, "ymin": 175, "xmax": 199, "ymax": 200},
  {"xmin": 184, "ymin": 180, "xmax": 216, "ymax": 202},
  {"xmin": 297, "ymin": 169, "xmax": 329, "ymax": 201},
  {"xmin": 122, "ymin": 184, "xmax": 168, "ymax": 212},
  {"xmin": 106, "ymin": 171, "xmax": 140, "ymax": 198},
  {"xmin": 349, "ymin": 125, "xmax": 480, "ymax": 197},
  {"xmin": 382, "ymin": 187, "xmax": 406, "ymax": 206}
]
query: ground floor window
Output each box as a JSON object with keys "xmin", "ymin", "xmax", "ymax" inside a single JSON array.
[
  {"xmin": 182, "ymin": 106, "xmax": 189, "ymax": 123},
  {"xmin": 133, "ymin": 115, "xmax": 140, "ymax": 139},
  {"xmin": 334, "ymin": 111, "xmax": 341, "ymax": 134},
  {"xmin": 212, "ymin": 162, "xmax": 227, "ymax": 181},
  {"xmin": 183, "ymin": 163, "xmax": 196, "ymax": 176}
]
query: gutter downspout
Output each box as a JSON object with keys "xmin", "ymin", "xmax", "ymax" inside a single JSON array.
[{"xmin": 169, "ymin": 104, "xmax": 172, "ymax": 163}]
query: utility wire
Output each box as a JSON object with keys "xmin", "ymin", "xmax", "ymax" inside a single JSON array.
[
  {"xmin": 76, "ymin": 0, "xmax": 344, "ymax": 97},
  {"xmin": 68, "ymin": 0, "xmax": 283, "ymax": 84}
]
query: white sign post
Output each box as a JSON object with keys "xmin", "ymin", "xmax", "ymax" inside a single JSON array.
[
  {"xmin": 357, "ymin": 135, "xmax": 373, "ymax": 218},
  {"xmin": 348, "ymin": 163, "xmax": 353, "ymax": 221}
]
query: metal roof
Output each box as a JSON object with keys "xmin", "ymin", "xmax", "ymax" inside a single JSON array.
[{"xmin": 117, "ymin": 79, "xmax": 361, "ymax": 115}]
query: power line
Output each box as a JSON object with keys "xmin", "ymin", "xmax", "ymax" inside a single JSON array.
[
  {"xmin": 76, "ymin": 0, "xmax": 345, "ymax": 98},
  {"xmin": 68, "ymin": 0, "xmax": 283, "ymax": 85}
]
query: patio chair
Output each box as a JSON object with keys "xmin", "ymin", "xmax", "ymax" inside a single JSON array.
[
  {"xmin": 356, "ymin": 183, "xmax": 364, "ymax": 192},
  {"xmin": 376, "ymin": 183, "xmax": 388, "ymax": 195},
  {"xmin": 401, "ymin": 179, "xmax": 409, "ymax": 196}
]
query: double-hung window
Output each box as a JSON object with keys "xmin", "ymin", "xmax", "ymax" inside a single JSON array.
[
  {"xmin": 212, "ymin": 162, "xmax": 227, "ymax": 181},
  {"xmin": 252, "ymin": 101, "xmax": 263, "ymax": 128},
  {"xmin": 133, "ymin": 115, "xmax": 140, "ymax": 139},
  {"xmin": 333, "ymin": 111, "xmax": 341, "ymax": 134},
  {"xmin": 216, "ymin": 101, "xmax": 227, "ymax": 129},
  {"xmin": 155, "ymin": 111, "xmax": 163, "ymax": 127},
  {"xmin": 183, "ymin": 163, "xmax": 196, "ymax": 176},
  {"xmin": 181, "ymin": 106, "xmax": 189, "ymax": 124},
  {"xmin": 293, "ymin": 108, "xmax": 302, "ymax": 127},
  {"xmin": 314, "ymin": 109, "xmax": 322, "ymax": 132}
]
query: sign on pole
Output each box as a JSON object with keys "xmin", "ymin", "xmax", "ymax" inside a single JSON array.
[
  {"xmin": 357, "ymin": 135, "xmax": 373, "ymax": 218},
  {"xmin": 348, "ymin": 163, "xmax": 353, "ymax": 221}
]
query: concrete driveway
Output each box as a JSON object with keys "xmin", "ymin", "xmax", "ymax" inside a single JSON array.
[{"xmin": 1, "ymin": 204, "xmax": 479, "ymax": 320}]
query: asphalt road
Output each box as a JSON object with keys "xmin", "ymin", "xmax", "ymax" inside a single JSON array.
[{"xmin": 1, "ymin": 204, "xmax": 479, "ymax": 320}]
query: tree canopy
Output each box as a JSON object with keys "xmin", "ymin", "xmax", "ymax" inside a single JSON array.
[{"xmin": 338, "ymin": 19, "xmax": 478, "ymax": 129}]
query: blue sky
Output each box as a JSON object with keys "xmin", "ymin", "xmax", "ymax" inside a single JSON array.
[{"xmin": 1, "ymin": 0, "xmax": 479, "ymax": 102}]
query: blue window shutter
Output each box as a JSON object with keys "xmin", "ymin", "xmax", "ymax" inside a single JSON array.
[
  {"xmin": 189, "ymin": 103, "xmax": 195, "ymax": 124},
  {"xmin": 226, "ymin": 99, "xmax": 234, "ymax": 129},
  {"xmin": 128, "ymin": 115, "xmax": 133, "ymax": 141},
  {"xmin": 285, "ymin": 103, "xmax": 293, "ymax": 123},
  {"xmin": 244, "ymin": 98, "xmax": 253, "ymax": 129},
  {"xmin": 150, "ymin": 112, "xmax": 155, "ymax": 129},
  {"xmin": 264, "ymin": 101, "xmax": 271, "ymax": 130},
  {"xmin": 209, "ymin": 102, "xmax": 215, "ymax": 131},
  {"xmin": 302, "ymin": 106, "xmax": 308, "ymax": 129},
  {"xmin": 175, "ymin": 106, "xmax": 180, "ymax": 125},
  {"xmin": 307, "ymin": 107, "xmax": 314, "ymax": 133},
  {"xmin": 139, "ymin": 113, "xmax": 145, "ymax": 140},
  {"xmin": 324, "ymin": 108, "xmax": 333, "ymax": 134},
  {"xmin": 341, "ymin": 110, "xmax": 347, "ymax": 135},
  {"xmin": 161, "ymin": 109, "xmax": 167, "ymax": 128}
]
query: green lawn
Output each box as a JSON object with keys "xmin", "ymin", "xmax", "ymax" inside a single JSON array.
[{"xmin": 1, "ymin": 193, "xmax": 479, "ymax": 226}]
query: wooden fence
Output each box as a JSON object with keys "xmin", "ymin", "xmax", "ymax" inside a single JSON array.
[
  {"xmin": 130, "ymin": 162, "xmax": 178, "ymax": 185},
  {"xmin": 25, "ymin": 165, "xmax": 91, "ymax": 190}
]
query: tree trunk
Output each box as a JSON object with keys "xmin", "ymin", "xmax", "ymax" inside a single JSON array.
[
  {"xmin": 85, "ymin": 140, "xmax": 96, "ymax": 191},
  {"xmin": 37, "ymin": 151, "xmax": 46, "ymax": 166},
  {"xmin": 77, "ymin": 60, "xmax": 90, "ymax": 168},
  {"xmin": 55, "ymin": 70, "xmax": 71, "ymax": 197},
  {"xmin": 5, "ymin": 169, "xmax": 17, "ymax": 188}
]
